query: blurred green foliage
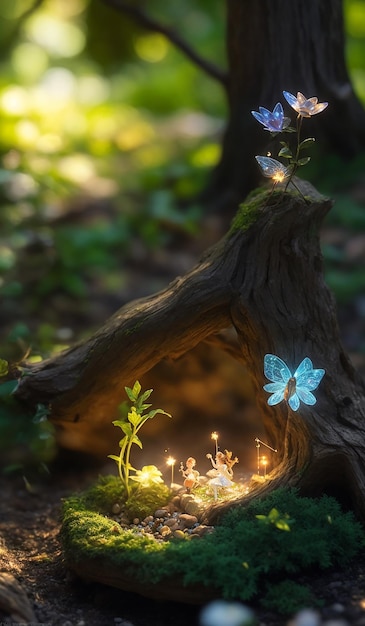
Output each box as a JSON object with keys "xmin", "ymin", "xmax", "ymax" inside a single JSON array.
[
  {"xmin": 0, "ymin": 376, "xmax": 56, "ymax": 471},
  {"xmin": 0, "ymin": 0, "xmax": 227, "ymax": 358}
]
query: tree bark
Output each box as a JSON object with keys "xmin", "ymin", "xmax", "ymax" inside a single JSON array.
[
  {"xmin": 14, "ymin": 181, "xmax": 365, "ymax": 521},
  {"xmin": 204, "ymin": 0, "xmax": 365, "ymax": 210}
]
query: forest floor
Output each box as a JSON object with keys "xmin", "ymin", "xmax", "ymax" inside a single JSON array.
[{"xmin": 1, "ymin": 468, "xmax": 365, "ymax": 626}]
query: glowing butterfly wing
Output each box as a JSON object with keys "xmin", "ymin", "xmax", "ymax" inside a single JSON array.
[
  {"xmin": 264, "ymin": 354, "xmax": 292, "ymax": 384},
  {"xmin": 266, "ymin": 389, "xmax": 286, "ymax": 406},
  {"xmin": 295, "ymin": 358, "xmax": 325, "ymax": 391},
  {"xmin": 296, "ymin": 387, "xmax": 317, "ymax": 406},
  {"xmin": 294, "ymin": 357, "xmax": 313, "ymax": 381},
  {"xmin": 255, "ymin": 156, "xmax": 287, "ymax": 178},
  {"xmin": 288, "ymin": 393, "xmax": 300, "ymax": 412},
  {"xmin": 294, "ymin": 357, "xmax": 325, "ymax": 406},
  {"xmin": 263, "ymin": 354, "xmax": 292, "ymax": 406}
]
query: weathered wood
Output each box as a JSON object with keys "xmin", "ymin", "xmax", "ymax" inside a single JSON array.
[{"xmin": 15, "ymin": 183, "xmax": 365, "ymax": 520}]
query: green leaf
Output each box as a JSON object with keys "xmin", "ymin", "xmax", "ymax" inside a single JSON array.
[
  {"xmin": 268, "ymin": 508, "xmax": 280, "ymax": 521},
  {"xmin": 132, "ymin": 380, "xmax": 141, "ymax": 399},
  {"xmin": 278, "ymin": 146, "xmax": 292, "ymax": 159},
  {"xmin": 131, "ymin": 434, "xmax": 143, "ymax": 449},
  {"xmin": 140, "ymin": 389, "xmax": 153, "ymax": 402},
  {"xmin": 112, "ymin": 419, "xmax": 127, "ymax": 429},
  {"xmin": 125, "ymin": 386, "xmax": 135, "ymax": 402},
  {"xmin": 140, "ymin": 403, "xmax": 152, "ymax": 412},
  {"xmin": 107, "ymin": 454, "xmax": 120, "ymax": 463},
  {"xmin": 146, "ymin": 409, "xmax": 172, "ymax": 420},
  {"xmin": 0, "ymin": 359, "xmax": 9, "ymax": 377},
  {"xmin": 276, "ymin": 520, "xmax": 291, "ymax": 531},
  {"xmin": 120, "ymin": 423, "xmax": 132, "ymax": 437},
  {"xmin": 118, "ymin": 436, "xmax": 127, "ymax": 447},
  {"xmin": 299, "ymin": 137, "xmax": 315, "ymax": 148},
  {"xmin": 127, "ymin": 407, "xmax": 140, "ymax": 426},
  {"xmin": 297, "ymin": 156, "xmax": 311, "ymax": 166}
]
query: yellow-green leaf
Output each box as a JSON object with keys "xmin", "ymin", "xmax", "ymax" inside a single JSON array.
[{"xmin": 0, "ymin": 359, "xmax": 9, "ymax": 377}]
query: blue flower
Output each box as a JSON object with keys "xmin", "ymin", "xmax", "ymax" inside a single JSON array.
[
  {"xmin": 263, "ymin": 354, "xmax": 325, "ymax": 412},
  {"xmin": 251, "ymin": 102, "xmax": 291, "ymax": 132}
]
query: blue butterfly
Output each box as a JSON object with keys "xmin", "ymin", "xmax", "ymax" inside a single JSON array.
[{"xmin": 263, "ymin": 354, "xmax": 325, "ymax": 411}]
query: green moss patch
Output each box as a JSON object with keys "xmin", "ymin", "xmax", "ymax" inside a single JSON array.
[
  {"xmin": 61, "ymin": 479, "xmax": 364, "ymax": 613},
  {"xmin": 229, "ymin": 188, "xmax": 285, "ymax": 233}
]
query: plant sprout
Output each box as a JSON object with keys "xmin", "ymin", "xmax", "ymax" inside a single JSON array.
[{"xmin": 108, "ymin": 380, "xmax": 171, "ymax": 498}]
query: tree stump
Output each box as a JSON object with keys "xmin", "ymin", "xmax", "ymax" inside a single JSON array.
[{"xmin": 15, "ymin": 182, "xmax": 365, "ymax": 521}]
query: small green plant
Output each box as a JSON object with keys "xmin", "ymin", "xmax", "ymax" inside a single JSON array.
[
  {"xmin": 256, "ymin": 507, "xmax": 293, "ymax": 531},
  {"xmin": 108, "ymin": 381, "xmax": 171, "ymax": 498}
]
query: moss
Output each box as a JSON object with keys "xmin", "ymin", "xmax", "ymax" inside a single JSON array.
[
  {"xmin": 82, "ymin": 475, "xmax": 126, "ymax": 514},
  {"xmin": 125, "ymin": 482, "xmax": 171, "ymax": 519},
  {"xmin": 81, "ymin": 474, "xmax": 171, "ymax": 519},
  {"xmin": 61, "ymin": 481, "xmax": 365, "ymax": 610},
  {"xmin": 229, "ymin": 185, "xmax": 313, "ymax": 235},
  {"xmin": 229, "ymin": 188, "xmax": 284, "ymax": 233}
]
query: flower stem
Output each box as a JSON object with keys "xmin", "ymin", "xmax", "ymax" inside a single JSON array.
[{"xmin": 285, "ymin": 114, "xmax": 302, "ymax": 192}]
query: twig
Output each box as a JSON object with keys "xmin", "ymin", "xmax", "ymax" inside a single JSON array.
[{"xmin": 100, "ymin": 0, "xmax": 229, "ymax": 87}]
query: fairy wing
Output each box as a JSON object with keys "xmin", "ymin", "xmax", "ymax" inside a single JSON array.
[
  {"xmin": 295, "ymin": 358, "xmax": 325, "ymax": 391},
  {"xmin": 293, "ymin": 357, "xmax": 325, "ymax": 406},
  {"xmin": 288, "ymin": 394, "xmax": 300, "ymax": 411},
  {"xmin": 264, "ymin": 354, "xmax": 292, "ymax": 384},
  {"xmin": 263, "ymin": 354, "xmax": 292, "ymax": 406},
  {"xmin": 255, "ymin": 156, "xmax": 285, "ymax": 178},
  {"xmin": 296, "ymin": 387, "xmax": 317, "ymax": 406}
]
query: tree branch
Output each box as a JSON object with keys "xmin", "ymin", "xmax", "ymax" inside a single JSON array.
[
  {"xmin": 100, "ymin": 0, "xmax": 229, "ymax": 88},
  {"xmin": 0, "ymin": 0, "xmax": 45, "ymax": 54}
]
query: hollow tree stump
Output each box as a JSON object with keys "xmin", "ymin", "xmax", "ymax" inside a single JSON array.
[{"xmin": 15, "ymin": 182, "xmax": 365, "ymax": 521}]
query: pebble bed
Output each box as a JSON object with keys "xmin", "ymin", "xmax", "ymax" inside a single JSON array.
[{"xmin": 109, "ymin": 489, "xmax": 215, "ymax": 542}]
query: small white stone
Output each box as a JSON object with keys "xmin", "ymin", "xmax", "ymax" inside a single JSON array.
[
  {"xmin": 289, "ymin": 609, "xmax": 321, "ymax": 626},
  {"xmin": 200, "ymin": 600, "xmax": 255, "ymax": 626}
]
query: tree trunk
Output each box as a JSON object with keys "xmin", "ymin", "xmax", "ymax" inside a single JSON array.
[
  {"xmin": 14, "ymin": 180, "xmax": 365, "ymax": 521},
  {"xmin": 204, "ymin": 0, "xmax": 365, "ymax": 210}
]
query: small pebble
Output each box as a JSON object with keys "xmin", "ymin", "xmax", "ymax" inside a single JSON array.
[
  {"xmin": 173, "ymin": 530, "xmax": 186, "ymax": 540},
  {"xmin": 178, "ymin": 513, "xmax": 198, "ymax": 529},
  {"xmin": 160, "ymin": 525, "xmax": 171, "ymax": 537},
  {"xmin": 112, "ymin": 503, "xmax": 121, "ymax": 514}
]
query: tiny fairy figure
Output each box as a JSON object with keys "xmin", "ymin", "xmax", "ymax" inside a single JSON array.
[
  {"xmin": 206, "ymin": 450, "xmax": 239, "ymax": 501},
  {"xmin": 179, "ymin": 457, "xmax": 200, "ymax": 493}
]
